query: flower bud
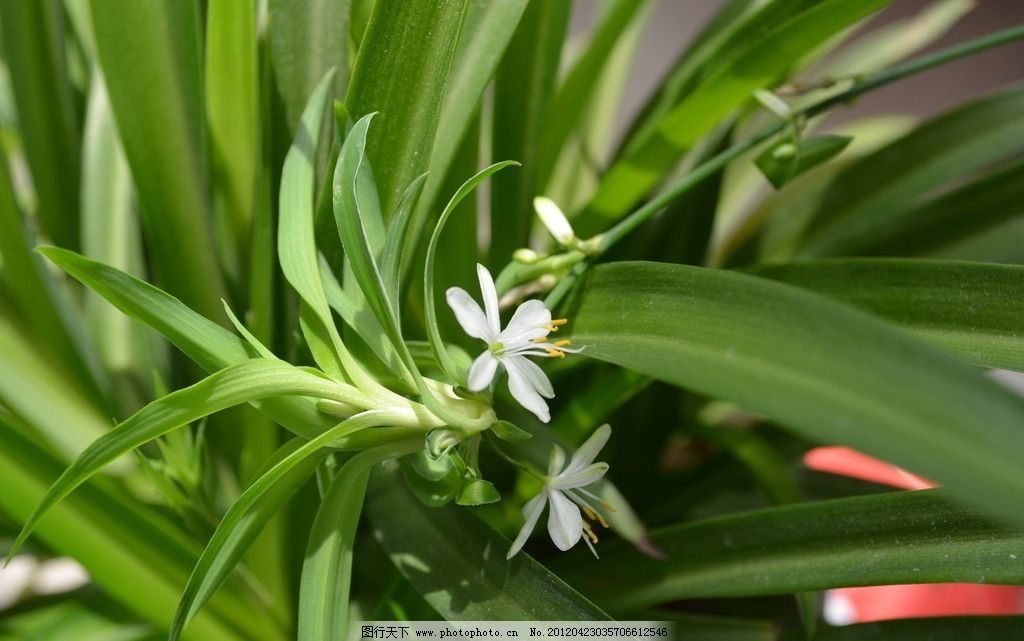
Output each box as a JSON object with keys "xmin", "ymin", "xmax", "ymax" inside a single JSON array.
[{"xmin": 534, "ymin": 196, "xmax": 576, "ymax": 246}]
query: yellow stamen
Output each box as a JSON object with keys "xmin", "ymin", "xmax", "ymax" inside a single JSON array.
[
  {"xmin": 545, "ymin": 348, "xmax": 566, "ymax": 358},
  {"xmin": 553, "ymin": 339, "xmax": 571, "ymax": 347},
  {"xmin": 532, "ymin": 337, "xmax": 546, "ymax": 343},
  {"xmin": 582, "ymin": 522, "xmax": 599, "ymax": 544},
  {"xmin": 583, "ymin": 506, "xmax": 610, "ymax": 529},
  {"xmin": 601, "ymin": 500, "xmax": 618, "ymax": 513},
  {"xmin": 544, "ymin": 318, "xmax": 568, "ymax": 332}
]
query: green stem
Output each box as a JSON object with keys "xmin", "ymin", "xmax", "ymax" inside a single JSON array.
[
  {"xmin": 596, "ymin": 23, "xmax": 1024, "ymax": 254},
  {"xmin": 486, "ymin": 434, "xmax": 546, "ymax": 481}
]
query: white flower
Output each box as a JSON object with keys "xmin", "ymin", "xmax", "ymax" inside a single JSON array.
[
  {"xmin": 446, "ymin": 264, "xmax": 578, "ymax": 422},
  {"xmin": 534, "ymin": 197, "xmax": 576, "ymax": 246},
  {"xmin": 506, "ymin": 425, "xmax": 612, "ymax": 559}
]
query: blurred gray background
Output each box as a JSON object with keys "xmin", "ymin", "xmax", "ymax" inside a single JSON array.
[{"xmin": 572, "ymin": 0, "xmax": 1024, "ymax": 132}]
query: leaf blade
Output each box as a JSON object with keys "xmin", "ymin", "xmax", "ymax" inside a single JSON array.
[
  {"xmin": 569, "ymin": 261, "xmax": 1024, "ymax": 525},
  {"xmin": 560, "ymin": 490, "xmax": 1024, "ymax": 612}
]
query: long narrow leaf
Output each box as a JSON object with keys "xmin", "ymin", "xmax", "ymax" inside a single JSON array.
[
  {"xmin": 569, "ymin": 261, "xmax": 1024, "ymax": 525},
  {"xmin": 410, "ymin": 0, "xmax": 529, "ymax": 250},
  {"xmin": 560, "ymin": 490, "xmax": 1024, "ymax": 612},
  {"xmin": 753, "ymin": 259, "xmax": 1024, "ymax": 372},
  {"xmin": 8, "ymin": 359, "xmax": 365, "ymax": 560},
  {"xmin": 0, "ymin": 0, "xmax": 81, "ymax": 249},
  {"xmin": 575, "ymin": 0, "xmax": 889, "ymax": 235},
  {"xmin": 205, "ymin": 0, "xmax": 259, "ymax": 276},
  {"xmin": 424, "ymin": 162, "xmax": 518, "ymax": 383},
  {"xmin": 268, "ymin": 0, "xmax": 350, "ymax": 133},
  {"xmin": 38, "ymin": 247, "xmax": 340, "ymax": 441},
  {"xmin": 488, "ymin": 0, "xmax": 571, "ymax": 264},
  {"xmin": 0, "ymin": 415, "xmax": 250, "ymax": 641},
  {"xmin": 368, "ymin": 468, "xmax": 611, "ymax": 620},
  {"xmin": 346, "ymin": 0, "xmax": 468, "ymax": 218},
  {"xmin": 298, "ymin": 444, "xmax": 418, "ymax": 641},
  {"xmin": 89, "ymin": 0, "xmax": 225, "ymax": 319},
  {"xmin": 0, "ymin": 147, "xmax": 107, "ymax": 403}
]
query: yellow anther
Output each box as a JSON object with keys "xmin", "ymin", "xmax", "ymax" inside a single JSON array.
[
  {"xmin": 583, "ymin": 506, "xmax": 610, "ymax": 529},
  {"xmin": 553, "ymin": 339, "xmax": 571, "ymax": 347},
  {"xmin": 532, "ymin": 337, "xmax": 546, "ymax": 343},
  {"xmin": 544, "ymin": 324, "xmax": 559, "ymax": 332},
  {"xmin": 601, "ymin": 500, "xmax": 618, "ymax": 513},
  {"xmin": 545, "ymin": 348, "xmax": 566, "ymax": 358},
  {"xmin": 551, "ymin": 318, "xmax": 568, "ymax": 326}
]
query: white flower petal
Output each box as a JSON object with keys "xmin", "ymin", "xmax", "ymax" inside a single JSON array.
[
  {"xmin": 506, "ymin": 493, "xmax": 547, "ymax": 559},
  {"xmin": 563, "ymin": 424, "xmax": 611, "ymax": 475},
  {"xmin": 476, "ymin": 264, "xmax": 501, "ymax": 336},
  {"xmin": 500, "ymin": 299, "xmax": 552, "ymax": 345},
  {"xmin": 505, "ymin": 356, "xmax": 551, "ymax": 422},
  {"xmin": 446, "ymin": 287, "xmax": 495, "ymax": 342},
  {"xmin": 550, "ymin": 462, "xmax": 609, "ymax": 490},
  {"xmin": 534, "ymin": 197, "xmax": 575, "ymax": 245},
  {"xmin": 546, "ymin": 489, "xmax": 583, "ymax": 551},
  {"xmin": 548, "ymin": 445, "xmax": 566, "ymax": 477},
  {"xmin": 467, "ymin": 352, "xmax": 499, "ymax": 391},
  {"xmin": 507, "ymin": 354, "xmax": 554, "ymax": 398}
]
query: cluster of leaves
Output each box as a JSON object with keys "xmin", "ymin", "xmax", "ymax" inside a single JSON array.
[{"xmin": 0, "ymin": 1, "xmax": 1023, "ymax": 640}]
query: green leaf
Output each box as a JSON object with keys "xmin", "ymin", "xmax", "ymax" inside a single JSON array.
[
  {"xmin": 0, "ymin": 596, "xmax": 159, "ymax": 641},
  {"xmin": 820, "ymin": 0, "xmax": 975, "ymax": 78},
  {"xmin": 37, "ymin": 247, "xmax": 339, "ymax": 441},
  {"xmin": 380, "ymin": 172, "xmax": 429, "ymax": 316},
  {"xmin": 0, "ymin": 415, "xmax": 251, "ymax": 641},
  {"xmin": 814, "ymin": 616, "xmax": 1024, "ymax": 641},
  {"xmin": 721, "ymin": 115, "xmax": 915, "ymax": 265},
  {"xmin": 754, "ymin": 135, "xmax": 851, "ymax": 189},
  {"xmin": 534, "ymin": 0, "xmax": 653, "ymax": 190},
  {"xmin": 171, "ymin": 430, "xmax": 414, "ymax": 641},
  {"xmin": 367, "ymin": 467, "xmax": 611, "ymax": 620},
  {"xmin": 298, "ymin": 444, "xmax": 416, "ymax": 641},
  {"xmin": 489, "ymin": 0, "xmax": 571, "ymax": 264},
  {"xmin": 568, "ymin": 262, "xmax": 1024, "ymax": 525},
  {"xmin": 268, "ymin": 0, "xmax": 350, "ymax": 133},
  {"xmin": 333, "ymin": 114, "xmax": 404, "ymax": 338},
  {"xmin": 81, "ymin": 69, "xmax": 163, "ymax": 407},
  {"xmin": 8, "ymin": 359, "xmax": 365, "ymax": 561},
  {"xmin": 346, "ymin": 0, "xmax": 468, "ymax": 218},
  {"xmin": 205, "ymin": 0, "xmax": 259, "ymax": 275},
  {"xmin": 411, "ymin": 0, "xmax": 528, "ymax": 249},
  {"xmin": 752, "ymin": 259, "xmax": 1024, "ymax": 372},
  {"xmin": 169, "ymin": 439, "xmax": 324, "ymax": 641},
  {"xmin": 89, "ymin": 0, "xmax": 226, "ymax": 319},
  {"xmin": 0, "ymin": 0, "xmax": 81, "ymax": 249},
  {"xmin": 795, "ymin": 85, "xmax": 1024, "ymax": 258},
  {"xmin": 320, "ymin": 257, "xmax": 404, "ymax": 376},
  {"xmin": 279, "ymin": 70, "xmax": 348, "ymax": 380},
  {"xmin": 560, "ymin": 490, "xmax": 1024, "ymax": 612},
  {"xmin": 423, "ymin": 162, "xmax": 519, "ymax": 383},
  {"xmin": 455, "ymin": 479, "xmax": 500, "ymax": 506},
  {"xmin": 575, "ymin": 0, "xmax": 889, "ymax": 235},
  {"xmin": 843, "ymin": 158, "xmax": 1024, "ymax": 258},
  {"xmin": 0, "ymin": 145, "xmax": 107, "ymax": 402},
  {"xmin": 0, "ymin": 315, "xmax": 113, "ymax": 462}
]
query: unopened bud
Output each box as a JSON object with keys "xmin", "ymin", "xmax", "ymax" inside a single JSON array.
[
  {"xmin": 513, "ymin": 248, "xmax": 541, "ymax": 264},
  {"xmin": 534, "ymin": 197, "xmax": 576, "ymax": 246}
]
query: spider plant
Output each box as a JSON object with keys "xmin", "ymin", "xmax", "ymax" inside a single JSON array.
[{"xmin": 1, "ymin": 1, "xmax": 1023, "ymax": 640}]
